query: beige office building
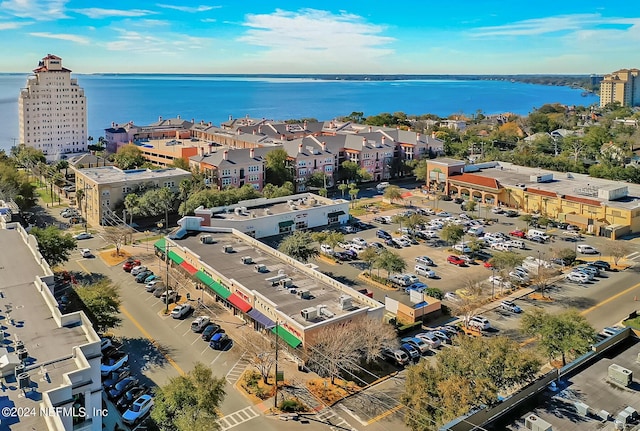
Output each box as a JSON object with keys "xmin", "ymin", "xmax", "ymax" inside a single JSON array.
[
  {"xmin": 599, "ymin": 68, "xmax": 640, "ymax": 107},
  {"xmin": 74, "ymin": 166, "xmax": 191, "ymax": 226},
  {"xmin": 18, "ymin": 54, "xmax": 87, "ymax": 159}
]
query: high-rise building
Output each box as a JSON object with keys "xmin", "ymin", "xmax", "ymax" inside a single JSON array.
[
  {"xmin": 18, "ymin": 54, "xmax": 87, "ymax": 159},
  {"xmin": 599, "ymin": 68, "xmax": 640, "ymax": 108}
]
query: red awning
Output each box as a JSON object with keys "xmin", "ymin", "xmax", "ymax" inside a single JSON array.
[
  {"xmin": 180, "ymin": 261, "xmax": 198, "ymax": 275},
  {"xmin": 227, "ymin": 293, "xmax": 252, "ymax": 313}
]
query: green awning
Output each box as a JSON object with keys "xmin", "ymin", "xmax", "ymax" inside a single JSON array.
[
  {"xmin": 154, "ymin": 238, "xmax": 166, "ymax": 251},
  {"xmin": 195, "ymin": 270, "xmax": 231, "ymax": 299},
  {"xmin": 271, "ymin": 325, "xmax": 302, "ymax": 349},
  {"xmin": 327, "ymin": 211, "xmax": 346, "ymax": 217},
  {"xmin": 168, "ymin": 250, "xmax": 184, "ymax": 265},
  {"xmin": 278, "ymin": 220, "xmax": 294, "ymax": 228}
]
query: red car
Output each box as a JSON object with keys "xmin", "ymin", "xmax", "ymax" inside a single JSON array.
[
  {"xmin": 483, "ymin": 261, "xmax": 494, "ymax": 269},
  {"xmin": 509, "ymin": 230, "xmax": 526, "ymax": 238},
  {"xmin": 122, "ymin": 259, "xmax": 141, "ymax": 272},
  {"xmin": 447, "ymin": 255, "xmax": 465, "ymax": 266}
]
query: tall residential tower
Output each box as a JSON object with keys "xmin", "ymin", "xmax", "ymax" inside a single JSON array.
[
  {"xmin": 18, "ymin": 54, "xmax": 87, "ymax": 159},
  {"xmin": 599, "ymin": 68, "xmax": 640, "ymax": 108}
]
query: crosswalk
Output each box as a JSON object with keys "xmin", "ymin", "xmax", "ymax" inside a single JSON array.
[
  {"xmin": 218, "ymin": 406, "xmax": 259, "ymax": 430},
  {"xmin": 225, "ymin": 353, "xmax": 250, "ymax": 384},
  {"xmin": 317, "ymin": 407, "xmax": 359, "ymax": 431}
]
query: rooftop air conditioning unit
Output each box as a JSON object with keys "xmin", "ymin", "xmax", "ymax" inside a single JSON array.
[
  {"xmin": 524, "ymin": 414, "xmax": 552, "ymax": 431},
  {"xmin": 609, "ymin": 364, "xmax": 633, "ymax": 387},
  {"xmin": 301, "ymin": 307, "xmax": 317, "ymax": 320},
  {"xmin": 317, "ymin": 304, "xmax": 335, "ymax": 318},
  {"xmin": 338, "ymin": 295, "xmax": 352, "ymax": 310}
]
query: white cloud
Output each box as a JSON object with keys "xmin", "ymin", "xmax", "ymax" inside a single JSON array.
[
  {"xmin": 470, "ymin": 14, "xmax": 634, "ymax": 38},
  {"xmin": 237, "ymin": 9, "xmax": 394, "ymax": 70},
  {"xmin": 0, "ymin": 0, "xmax": 68, "ymax": 20},
  {"xmin": 72, "ymin": 8, "xmax": 156, "ymax": 19},
  {"xmin": 201, "ymin": 18, "xmax": 216, "ymax": 23},
  {"xmin": 30, "ymin": 31, "xmax": 90, "ymax": 44},
  {"xmin": 0, "ymin": 21, "xmax": 31, "ymax": 30},
  {"xmin": 105, "ymin": 28, "xmax": 211, "ymax": 53},
  {"xmin": 156, "ymin": 4, "xmax": 220, "ymax": 13}
]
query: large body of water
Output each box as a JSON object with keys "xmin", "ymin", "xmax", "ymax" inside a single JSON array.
[{"xmin": 0, "ymin": 74, "xmax": 598, "ymax": 153}]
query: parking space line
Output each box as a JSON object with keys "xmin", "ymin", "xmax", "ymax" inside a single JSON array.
[
  {"xmin": 174, "ymin": 320, "xmax": 187, "ymax": 329},
  {"xmin": 183, "ymin": 328, "xmax": 193, "ymax": 337},
  {"xmin": 201, "ymin": 345, "xmax": 210, "ymax": 355},
  {"xmin": 210, "ymin": 350, "xmax": 224, "ymax": 364},
  {"xmin": 191, "ymin": 336, "xmax": 201, "ymax": 345}
]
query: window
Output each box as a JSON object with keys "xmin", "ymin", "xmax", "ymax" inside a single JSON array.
[
  {"xmin": 221, "ymin": 169, "xmax": 231, "ymax": 176},
  {"xmin": 248, "ymin": 165, "xmax": 260, "ymax": 172},
  {"xmin": 221, "ymin": 178, "xmax": 232, "ymax": 186}
]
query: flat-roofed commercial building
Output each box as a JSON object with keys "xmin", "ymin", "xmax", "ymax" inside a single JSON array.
[
  {"xmin": 74, "ymin": 166, "xmax": 191, "ymax": 226},
  {"xmin": 156, "ymin": 229, "xmax": 384, "ymax": 349},
  {"xmin": 0, "ymin": 222, "xmax": 102, "ymax": 431},
  {"xmin": 184, "ymin": 193, "xmax": 349, "ymax": 239}
]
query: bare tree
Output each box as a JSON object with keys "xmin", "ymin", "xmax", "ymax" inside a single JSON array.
[
  {"xmin": 240, "ymin": 331, "xmax": 276, "ymax": 384},
  {"xmin": 604, "ymin": 241, "xmax": 631, "ymax": 266},
  {"xmin": 450, "ymin": 277, "xmax": 485, "ymax": 328},
  {"xmin": 103, "ymin": 225, "xmax": 132, "ymax": 257},
  {"xmin": 352, "ymin": 318, "xmax": 399, "ymax": 363},
  {"xmin": 530, "ymin": 266, "xmax": 556, "ymax": 298}
]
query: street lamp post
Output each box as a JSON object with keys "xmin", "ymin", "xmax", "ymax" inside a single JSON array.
[
  {"xmin": 273, "ymin": 323, "xmax": 279, "ymax": 409},
  {"xmin": 164, "ymin": 242, "xmax": 172, "ymax": 314},
  {"xmin": 491, "ymin": 266, "xmax": 496, "ymax": 299}
]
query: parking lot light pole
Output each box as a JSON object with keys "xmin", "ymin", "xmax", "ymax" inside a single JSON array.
[
  {"xmin": 165, "ymin": 242, "xmax": 170, "ymax": 314},
  {"xmin": 491, "ymin": 267, "xmax": 496, "ymax": 299}
]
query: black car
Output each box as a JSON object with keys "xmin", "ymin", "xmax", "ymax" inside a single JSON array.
[
  {"xmin": 201, "ymin": 323, "xmax": 222, "ymax": 341},
  {"xmin": 108, "ymin": 377, "xmax": 139, "ymax": 400},
  {"xmin": 373, "ymin": 216, "xmax": 388, "ymax": 224},
  {"xmin": 504, "ymin": 210, "xmax": 519, "ymax": 217},
  {"xmin": 116, "ymin": 385, "xmax": 148, "ymax": 412},
  {"xmin": 376, "ymin": 229, "xmax": 392, "ymax": 240},
  {"xmin": 369, "ymin": 242, "xmax": 385, "ymax": 251},
  {"xmin": 103, "ymin": 368, "xmax": 131, "ymax": 389},
  {"xmin": 556, "ymin": 222, "xmax": 569, "ymax": 229},
  {"xmin": 334, "ymin": 252, "xmax": 351, "ymax": 261},
  {"xmin": 528, "ymin": 235, "xmax": 546, "ymax": 243},
  {"xmin": 590, "ymin": 260, "xmax": 611, "ymax": 271},
  {"xmin": 385, "ymin": 238, "xmax": 401, "ymax": 248}
]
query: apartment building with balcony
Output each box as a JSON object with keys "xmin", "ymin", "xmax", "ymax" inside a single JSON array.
[
  {"xmin": 599, "ymin": 68, "xmax": 640, "ymax": 107},
  {"xmin": 189, "ymin": 147, "xmax": 273, "ymax": 191},
  {"xmin": 18, "ymin": 54, "xmax": 87, "ymax": 160}
]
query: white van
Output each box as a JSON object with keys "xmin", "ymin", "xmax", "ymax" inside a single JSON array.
[
  {"xmin": 376, "ymin": 182, "xmax": 390, "ymax": 191},
  {"xmin": 507, "ymin": 239, "xmax": 526, "ymax": 249},
  {"xmin": 467, "ymin": 226, "xmax": 484, "ymax": 236},
  {"xmin": 468, "ymin": 316, "xmax": 491, "ymax": 331},
  {"xmin": 527, "ymin": 229, "xmax": 549, "ymax": 241}
]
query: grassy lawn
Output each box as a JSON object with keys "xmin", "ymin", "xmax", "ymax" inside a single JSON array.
[
  {"xmin": 34, "ymin": 186, "xmax": 56, "ymax": 204},
  {"xmin": 623, "ymin": 316, "xmax": 640, "ymax": 330}
]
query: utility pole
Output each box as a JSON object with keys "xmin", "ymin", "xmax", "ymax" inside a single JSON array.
[
  {"xmin": 273, "ymin": 323, "xmax": 279, "ymax": 409},
  {"xmin": 165, "ymin": 242, "xmax": 170, "ymax": 314}
]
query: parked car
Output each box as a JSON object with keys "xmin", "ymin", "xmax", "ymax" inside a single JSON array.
[
  {"xmin": 209, "ymin": 332, "xmax": 233, "ymax": 350},
  {"xmin": 415, "ymin": 256, "xmax": 435, "ymax": 266},
  {"xmin": 376, "ymin": 229, "xmax": 392, "ymax": 240},
  {"xmin": 123, "ymin": 259, "xmax": 142, "ymax": 272},
  {"xmin": 400, "ymin": 234, "xmax": 419, "ymax": 245},
  {"xmin": 386, "ymin": 238, "xmax": 402, "ymax": 248},
  {"xmin": 102, "ymin": 368, "xmax": 131, "ymax": 389},
  {"xmin": 415, "ymin": 332, "xmax": 441, "ymax": 349},
  {"xmin": 136, "ymin": 270, "xmax": 153, "ymax": 283},
  {"xmin": 577, "ymin": 244, "xmax": 599, "ymax": 254},
  {"xmin": 381, "ymin": 348, "xmax": 410, "ymax": 366},
  {"xmin": 144, "ymin": 274, "xmax": 159, "ymax": 284},
  {"xmin": 443, "ymin": 292, "xmax": 460, "ymax": 302},
  {"xmin": 401, "ymin": 337, "xmax": 430, "ymax": 354},
  {"xmin": 509, "ymin": 230, "xmax": 526, "ymax": 238},
  {"xmin": 528, "ymin": 235, "xmax": 546, "ymax": 244},
  {"xmin": 447, "ymin": 255, "xmax": 465, "ymax": 266},
  {"xmin": 130, "ymin": 265, "xmax": 147, "ymax": 276},
  {"xmin": 452, "ymin": 243, "xmax": 472, "ymax": 253},
  {"xmin": 396, "ymin": 238, "xmax": 411, "ymax": 247},
  {"xmin": 122, "ymin": 394, "xmax": 154, "ymax": 425},
  {"xmin": 399, "ymin": 343, "xmax": 421, "ymax": 361},
  {"xmin": 436, "ymin": 211, "xmax": 451, "ymax": 217},
  {"xmin": 405, "ymin": 282, "xmax": 427, "ymax": 293},
  {"xmin": 116, "ymin": 385, "xmax": 148, "ymax": 412},
  {"xmin": 201, "ymin": 323, "xmax": 222, "ymax": 341},
  {"xmin": 74, "ymin": 232, "xmax": 92, "ymax": 240},
  {"xmin": 191, "ymin": 316, "xmax": 211, "ymax": 332},
  {"xmin": 369, "ymin": 242, "xmax": 385, "ymax": 251},
  {"xmin": 566, "ymin": 224, "xmax": 580, "ymax": 231},
  {"xmin": 352, "ymin": 237, "xmax": 367, "ymax": 247},
  {"xmin": 160, "ymin": 290, "xmax": 177, "ymax": 304},
  {"xmin": 101, "ymin": 348, "xmax": 129, "ymax": 376},
  {"xmin": 504, "ymin": 210, "xmax": 519, "ymax": 217},
  {"xmin": 81, "ymin": 248, "xmax": 92, "ymax": 258},
  {"xmin": 430, "ymin": 330, "xmax": 452, "ymax": 344},
  {"xmin": 566, "ymin": 272, "xmax": 589, "ymax": 284},
  {"xmin": 171, "ymin": 303, "xmax": 193, "ymax": 319},
  {"xmin": 468, "ymin": 316, "xmax": 491, "ymax": 331},
  {"xmin": 108, "ymin": 376, "xmax": 139, "ymax": 400},
  {"xmin": 491, "ymin": 207, "xmax": 504, "ymax": 214},
  {"xmin": 509, "ymin": 271, "xmax": 529, "ymax": 284},
  {"xmin": 320, "ymin": 244, "xmax": 333, "ymax": 254},
  {"xmin": 500, "ymin": 300, "xmax": 522, "ymax": 313},
  {"xmin": 415, "ymin": 264, "xmax": 436, "ymax": 278},
  {"xmin": 145, "ymin": 280, "xmax": 163, "ymax": 292},
  {"xmin": 373, "ymin": 216, "xmax": 388, "ymax": 224},
  {"xmin": 591, "ymin": 260, "xmax": 611, "ymax": 271}
]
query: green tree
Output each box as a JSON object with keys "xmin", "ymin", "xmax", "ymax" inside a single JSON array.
[
  {"xmin": 171, "ymin": 157, "xmax": 191, "ymax": 171},
  {"xmin": 30, "ymin": 226, "xmax": 77, "ymax": 267},
  {"xmin": 424, "ymin": 287, "xmax": 443, "ymax": 300},
  {"xmin": 359, "ymin": 247, "xmax": 379, "ymax": 276},
  {"xmin": 337, "ymin": 183, "xmax": 349, "ymax": 198},
  {"xmin": 489, "ymin": 251, "xmax": 524, "ymax": 273},
  {"xmin": 383, "ymin": 185, "xmax": 403, "ymax": 204},
  {"xmin": 113, "ymin": 144, "xmax": 145, "ymax": 170},
  {"xmin": 138, "ymin": 187, "xmax": 175, "ymax": 228},
  {"xmin": 305, "ymin": 171, "xmax": 328, "ymax": 189},
  {"xmin": 319, "ymin": 187, "xmax": 328, "ymax": 198},
  {"xmin": 152, "ymin": 362, "xmax": 226, "ymax": 431},
  {"xmin": 411, "ymin": 159, "xmax": 427, "ymax": 181},
  {"xmin": 552, "ymin": 247, "xmax": 577, "ymax": 266},
  {"xmin": 402, "ymin": 336, "xmax": 540, "ymax": 430},
  {"xmin": 405, "ymin": 214, "xmax": 426, "ymax": 237},
  {"xmin": 463, "ymin": 199, "xmax": 477, "ymax": 213},
  {"xmin": 374, "ymin": 249, "xmax": 406, "ymax": 278},
  {"xmin": 74, "ymin": 278, "xmax": 122, "ymax": 332},
  {"xmin": 0, "ymin": 159, "xmax": 37, "ymax": 209},
  {"xmin": 521, "ymin": 309, "xmax": 596, "ymax": 366},
  {"xmin": 441, "ymin": 223, "xmax": 464, "ymax": 246},
  {"xmin": 265, "ymin": 148, "xmax": 292, "ymax": 186},
  {"xmin": 520, "ymin": 214, "xmax": 533, "ymax": 227},
  {"xmin": 123, "ymin": 193, "xmax": 140, "ymax": 225},
  {"xmin": 348, "ymin": 185, "xmax": 359, "ymax": 207},
  {"xmin": 277, "ymin": 231, "xmax": 319, "ymax": 263},
  {"xmin": 339, "ymin": 161, "xmax": 360, "ymax": 182}
]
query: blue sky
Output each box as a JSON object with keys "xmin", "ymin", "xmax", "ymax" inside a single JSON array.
[{"xmin": 0, "ymin": 0, "xmax": 639, "ymax": 74}]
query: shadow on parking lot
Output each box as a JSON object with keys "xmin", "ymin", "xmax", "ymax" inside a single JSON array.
[
  {"xmin": 322, "ymin": 271, "xmax": 357, "ymax": 286},
  {"xmin": 120, "ymin": 336, "xmax": 174, "ymax": 379},
  {"xmin": 559, "ymin": 296, "xmax": 597, "ymax": 309}
]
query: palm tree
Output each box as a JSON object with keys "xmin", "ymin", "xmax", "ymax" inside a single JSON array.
[
  {"xmin": 124, "ymin": 193, "xmax": 140, "ymax": 225},
  {"xmin": 338, "ymin": 183, "xmax": 349, "ymax": 198},
  {"xmin": 359, "ymin": 247, "xmax": 379, "ymax": 276},
  {"xmin": 383, "ymin": 185, "xmax": 403, "ymax": 204},
  {"xmin": 319, "ymin": 188, "xmax": 328, "ymax": 198},
  {"xmin": 375, "ymin": 250, "xmax": 406, "ymax": 279},
  {"xmin": 348, "ymin": 186, "xmax": 359, "ymax": 207}
]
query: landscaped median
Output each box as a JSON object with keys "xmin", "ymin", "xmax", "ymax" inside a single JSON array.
[{"xmin": 357, "ymin": 272, "xmax": 398, "ymax": 291}]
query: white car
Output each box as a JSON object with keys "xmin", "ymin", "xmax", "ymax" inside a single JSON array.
[
  {"xmin": 351, "ymin": 237, "xmax": 367, "ymax": 247},
  {"xmin": 443, "ymin": 292, "xmax": 460, "ymax": 302},
  {"xmin": 452, "ymin": 243, "xmax": 472, "ymax": 253},
  {"xmin": 415, "ymin": 332, "xmax": 442, "ymax": 349},
  {"xmin": 491, "ymin": 207, "xmax": 504, "ymax": 214},
  {"xmin": 74, "ymin": 232, "xmax": 92, "ymax": 240},
  {"xmin": 396, "ymin": 238, "xmax": 411, "ymax": 247},
  {"xmin": 415, "ymin": 256, "xmax": 435, "ymax": 266},
  {"xmin": 131, "ymin": 265, "xmax": 147, "ymax": 276},
  {"xmin": 81, "ymin": 248, "xmax": 92, "ymax": 258},
  {"xmin": 320, "ymin": 244, "xmax": 333, "ymax": 254},
  {"xmin": 489, "ymin": 275, "xmax": 512, "ymax": 288},
  {"xmin": 415, "ymin": 265, "xmax": 436, "ymax": 278},
  {"xmin": 577, "ymin": 244, "xmax": 599, "ymax": 254},
  {"xmin": 468, "ymin": 316, "xmax": 491, "ymax": 331},
  {"xmin": 566, "ymin": 272, "xmax": 589, "ymax": 284},
  {"xmin": 509, "ymin": 271, "xmax": 529, "ymax": 283},
  {"xmin": 122, "ymin": 394, "xmax": 154, "ymax": 425},
  {"xmin": 420, "ymin": 230, "xmax": 438, "ymax": 239},
  {"xmin": 436, "ymin": 211, "xmax": 451, "ymax": 217},
  {"xmin": 170, "ymin": 303, "xmax": 193, "ymax": 319}
]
